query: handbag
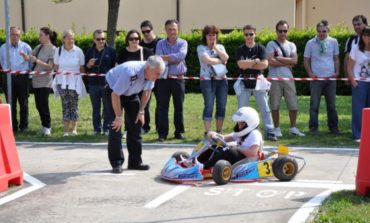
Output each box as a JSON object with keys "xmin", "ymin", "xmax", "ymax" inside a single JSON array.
[
  {"xmin": 255, "ymin": 75, "xmax": 271, "ymax": 91},
  {"xmin": 210, "ymin": 63, "xmax": 228, "ymax": 77}
]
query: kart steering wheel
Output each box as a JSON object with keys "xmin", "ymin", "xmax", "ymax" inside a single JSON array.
[{"xmin": 211, "ymin": 134, "xmax": 228, "ymax": 148}]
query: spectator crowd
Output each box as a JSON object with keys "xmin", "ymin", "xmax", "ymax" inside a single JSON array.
[{"xmin": 0, "ymin": 15, "xmax": 369, "ymax": 170}]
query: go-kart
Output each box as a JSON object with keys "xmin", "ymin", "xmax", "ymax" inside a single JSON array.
[{"xmin": 160, "ymin": 135, "xmax": 306, "ymax": 185}]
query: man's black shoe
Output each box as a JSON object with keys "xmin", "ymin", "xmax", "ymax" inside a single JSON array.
[
  {"xmin": 330, "ymin": 128, "xmax": 341, "ymax": 135},
  {"xmin": 174, "ymin": 133, "xmax": 185, "ymax": 139},
  {"xmin": 158, "ymin": 136, "xmax": 166, "ymax": 142},
  {"xmin": 19, "ymin": 127, "xmax": 28, "ymax": 133},
  {"xmin": 128, "ymin": 164, "xmax": 150, "ymax": 171},
  {"xmin": 112, "ymin": 166, "xmax": 123, "ymax": 174}
]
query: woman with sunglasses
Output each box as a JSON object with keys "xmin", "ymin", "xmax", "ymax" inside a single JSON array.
[
  {"xmin": 117, "ymin": 29, "xmax": 154, "ymax": 137},
  {"xmin": 117, "ymin": 29, "xmax": 153, "ymax": 64}
]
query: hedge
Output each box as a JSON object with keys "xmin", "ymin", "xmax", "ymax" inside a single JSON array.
[{"xmin": 0, "ymin": 26, "xmax": 354, "ymax": 95}]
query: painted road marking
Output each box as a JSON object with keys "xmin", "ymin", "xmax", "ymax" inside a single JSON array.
[
  {"xmin": 144, "ymin": 185, "xmax": 191, "ymax": 209},
  {"xmin": 80, "ymin": 172, "xmax": 136, "ymax": 176},
  {"xmin": 288, "ymin": 189, "xmax": 334, "ymax": 223},
  {"xmin": 0, "ymin": 172, "xmax": 46, "ymax": 206},
  {"xmin": 248, "ymin": 181, "xmax": 355, "ymax": 190},
  {"xmin": 144, "ymin": 180, "xmax": 354, "ymax": 210}
]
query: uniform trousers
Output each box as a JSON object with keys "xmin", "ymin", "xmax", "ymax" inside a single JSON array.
[{"xmin": 104, "ymin": 86, "xmax": 143, "ymax": 168}]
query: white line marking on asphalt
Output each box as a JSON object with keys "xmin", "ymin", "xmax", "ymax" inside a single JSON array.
[
  {"xmin": 287, "ymin": 183, "xmax": 355, "ymax": 223},
  {"xmin": 248, "ymin": 181, "xmax": 354, "ymax": 190},
  {"xmin": 288, "ymin": 189, "xmax": 332, "ymax": 223},
  {"xmin": 144, "ymin": 185, "xmax": 191, "ymax": 209},
  {"xmin": 80, "ymin": 172, "xmax": 136, "ymax": 176},
  {"xmin": 16, "ymin": 142, "xmax": 358, "ymax": 151},
  {"xmin": 295, "ymin": 180, "xmax": 343, "ymax": 184},
  {"xmin": 0, "ymin": 172, "xmax": 46, "ymax": 206}
]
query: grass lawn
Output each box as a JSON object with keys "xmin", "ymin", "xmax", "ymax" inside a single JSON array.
[
  {"xmin": 1, "ymin": 92, "xmax": 358, "ymax": 147},
  {"xmin": 311, "ymin": 190, "xmax": 370, "ymax": 223}
]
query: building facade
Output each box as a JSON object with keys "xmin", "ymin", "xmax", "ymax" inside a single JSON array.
[{"xmin": 0, "ymin": 0, "xmax": 369, "ymax": 34}]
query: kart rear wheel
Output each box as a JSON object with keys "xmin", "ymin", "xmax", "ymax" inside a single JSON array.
[
  {"xmin": 273, "ymin": 156, "xmax": 298, "ymax": 181},
  {"xmin": 171, "ymin": 151, "xmax": 189, "ymax": 162},
  {"xmin": 212, "ymin": 160, "xmax": 232, "ymax": 185}
]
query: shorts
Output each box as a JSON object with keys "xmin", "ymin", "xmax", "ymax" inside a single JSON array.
[{"xmin": 269, "ymin": 80, "xmax": 298, "ymax": 111}]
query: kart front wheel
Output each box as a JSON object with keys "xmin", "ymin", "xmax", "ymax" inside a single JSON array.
[
  {"xmin": 171, "ymin": 151, "xmax": 189, "ymax": 162},
  {"xmin": 213, "ymin": 160, "xmax": 232, "ymax": 185},
  {"xmin": 273, "ymin": 156, "xmax": 298, "ymax": 181}
]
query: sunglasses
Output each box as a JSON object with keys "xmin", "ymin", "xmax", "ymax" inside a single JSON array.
[
  {"xmin": 142, "ymin": 30, "xmax": 151, "ymax": 34},
  {"xmin": 129, "ymin": 37, "xmax": 140, "ymax": 41},
  {"xmin": 278, "ymin": 30, "xmax": 288, "ymax": 34},
  {"xmin": 95, "ymin": 38, "xmax": 105, "ymax": 41},
  {"xmin": 244, "ymin": 33, "xmax": 254, "ymax": 37}
]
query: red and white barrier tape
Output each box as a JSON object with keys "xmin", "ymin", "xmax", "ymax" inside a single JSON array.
[{"xmin": 1, "ymin": 69, "xmax": 369, "ymax": 81}]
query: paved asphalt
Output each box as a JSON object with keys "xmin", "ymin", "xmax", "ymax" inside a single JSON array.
[{"xmin": 0, "ymin": 143, "xmax": 358, "ymax": 223}]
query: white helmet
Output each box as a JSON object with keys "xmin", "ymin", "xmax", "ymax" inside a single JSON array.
[{"xmin": 231, "ymin": 107, "xmax": 260, "ymax": 137}]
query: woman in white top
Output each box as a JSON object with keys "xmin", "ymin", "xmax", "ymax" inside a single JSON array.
[
  {"xmin": 196, "ymin": 25, "xmax": 229, "ymax": 136},
  {"xmin": 347, "ymin": 26, "xmax": 370, "ymax": 142},
  {"xmin": 53, "ymin": 29, "xmax": 86, "ymax": 136}
]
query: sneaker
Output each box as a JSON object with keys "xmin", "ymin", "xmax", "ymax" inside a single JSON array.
[
  {"xmin": 63, "ymin": 132, "xmax": 69, "ymax": 137},
  {"xmin": 289, "ymin": 127, "xmax": 305, "ymax": 137},
  {"xmin": 42, "ymin": 127, "xmax": 51, "ymax": 136},
  {"xmin": 267, "ymin": 133, "xmax": 277, "ymax": 141},
  {"xmin": 92, "ymin": 131, "xmax": 100, "ymax": 136},
  {"xmin": 71, "ymin": 130, "xmax": 78, "ymax": 136},
  {"xmin": 274, "ymin": 127, "xmax": 283, "ymax": 137},
  {"xmin": 355, "ymin": 139, "xmax": 361, "ymax": 143},
  {"xmin": 103, "ymin": 131, "xmax": 109, "ymax": 136}
]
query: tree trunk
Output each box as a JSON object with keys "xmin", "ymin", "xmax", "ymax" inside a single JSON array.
[{"xmin": 107, "ymin": 0, "xmax": 120, "ymax": 48}]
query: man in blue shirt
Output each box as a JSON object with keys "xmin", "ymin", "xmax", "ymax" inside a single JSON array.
[
  {"xmin": 104, "ymin": 55, "xmax": 165, "ymax": 173},
  {"xmin": 155, "ymin": 19, "xmax": 188, "ymax": 141},
  {"xmin": 85, "ymin": 29, "xmax": 116, "ymax": 136},
  {"xmin": 0, "ymin": 26, "xmax": 32, "ymax": 132}
]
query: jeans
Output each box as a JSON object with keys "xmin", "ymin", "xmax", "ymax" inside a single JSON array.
[
  {"xmin": 237, "ymin": 83, "xmax": 274, "ymax": 134},
  {"xmin": 200, "ymin": 79, "xmax": 228, "ymax": 121},
  {"xmin": 33, "ymin": 87, "xmax": 51, "ymax": 128},
  {"xmin": 89, "ymin": 84, "xmax": 109, "ymax": 132},
  {"xmin": 104, "ymin": 86, "xmax": 143, "ymax": 168},
  {"xmin": 351, "ymin": 81, "xmax": 370, "ymax": 139},
  {"xmin": 156, "ymin": 79, "xmax": 185, "ymax": 138},
  {"xmin": 309, "ymin": 81, "xmax": 338, "ymax": 131}
]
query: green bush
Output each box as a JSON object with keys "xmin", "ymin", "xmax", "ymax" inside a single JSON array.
[{"xmin": 0, "ymin": 26, "xmax": 354, "ymax": 95}]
